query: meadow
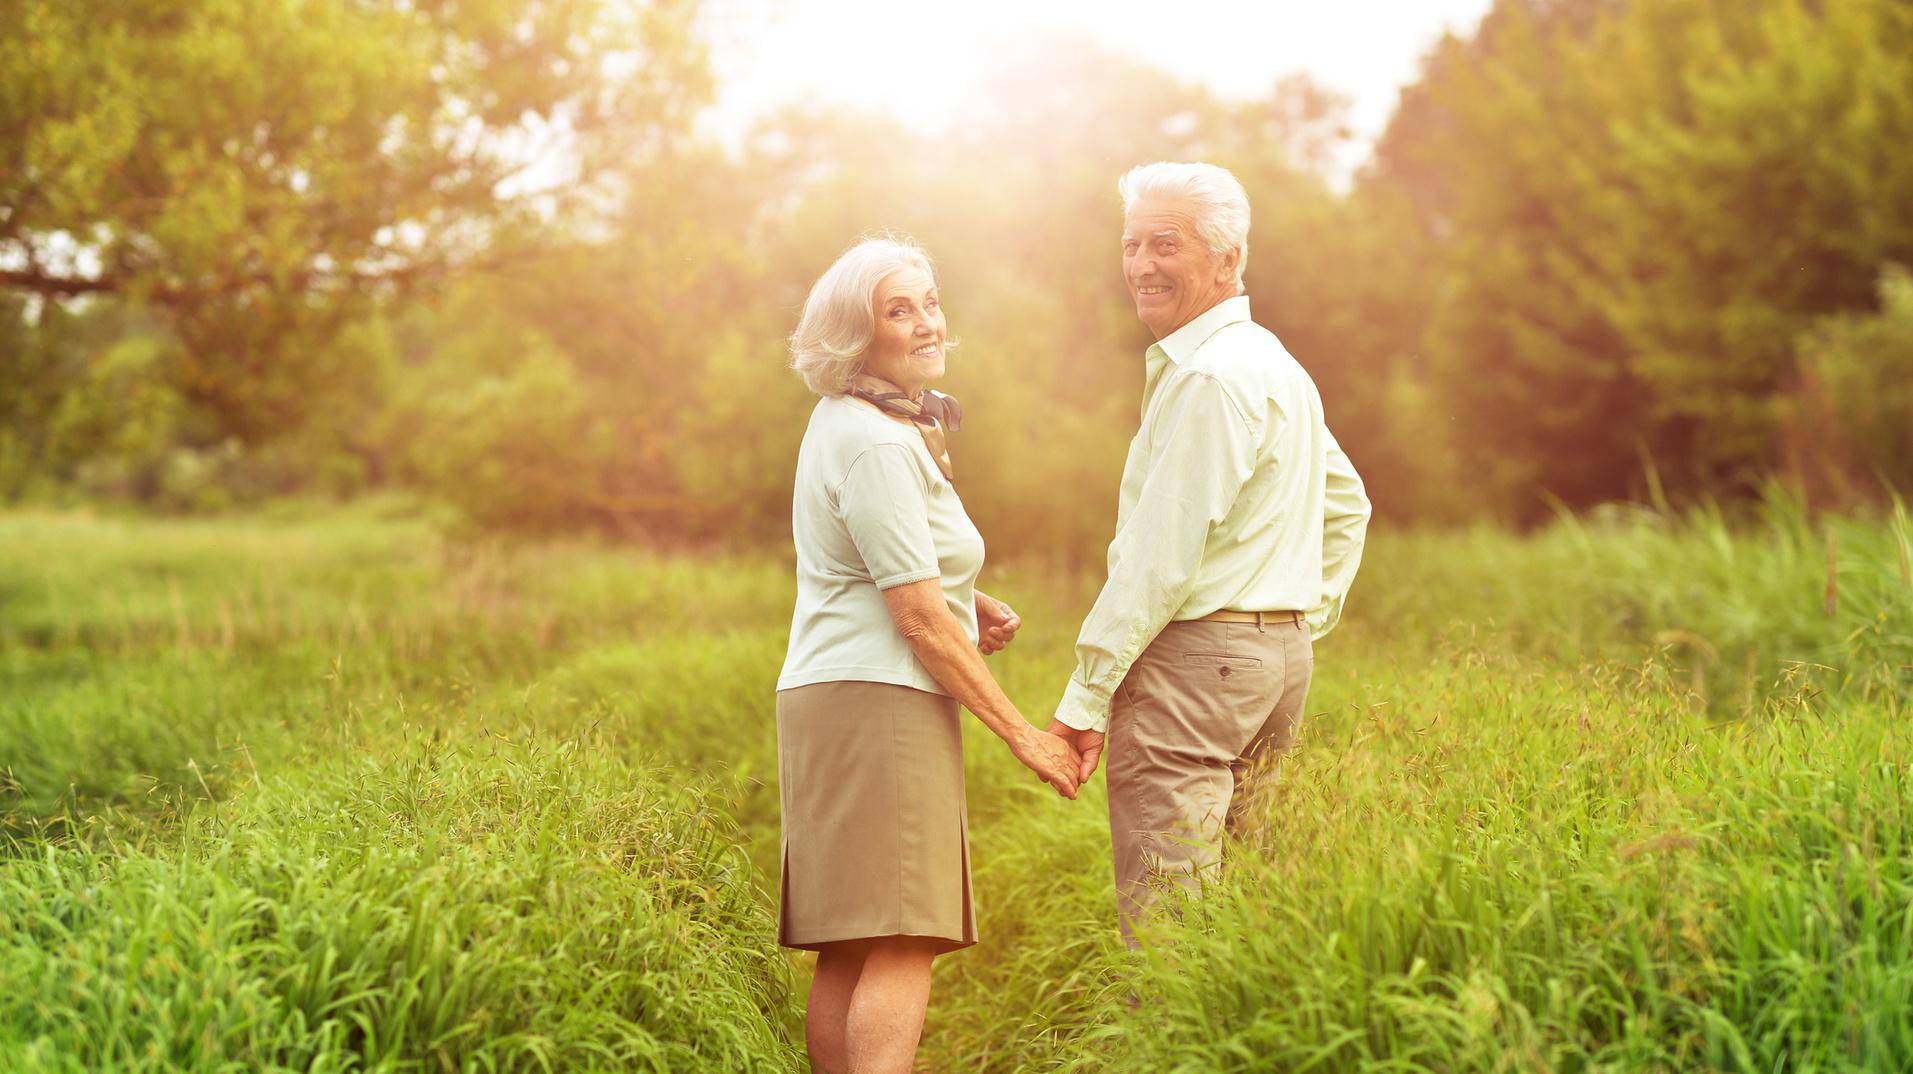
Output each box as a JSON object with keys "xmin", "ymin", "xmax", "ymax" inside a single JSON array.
[{"xmin": 2, "ymin": 495, "xmax": 1911, "ymax": 1072}]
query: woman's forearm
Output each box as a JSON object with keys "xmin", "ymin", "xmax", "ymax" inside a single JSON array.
[{"xmin": 882, "ymin": 582, "xmax": 1033, "ymax": 746}]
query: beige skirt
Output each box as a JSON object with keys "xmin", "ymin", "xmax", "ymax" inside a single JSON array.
[{"xmin": 776, "ymin": 680, "xmax": 977, "ymax": 953}]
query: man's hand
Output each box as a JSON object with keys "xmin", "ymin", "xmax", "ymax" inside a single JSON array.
[
  {"xmin": 975, "ymin": 592, "xmax": 1021, "ymax": 655},
  {"xmin": 1045, "ymin": 719, "xmax": 1106, "ymax": 784},
  {"xmin": 1011, "ymin": 728, "xmax": 1082, "ymax": 799}
]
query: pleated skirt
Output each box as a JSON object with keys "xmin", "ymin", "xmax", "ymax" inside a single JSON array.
[{"xmin": 775, "ymin": 680, "xmax": 977, "ymax": 953}]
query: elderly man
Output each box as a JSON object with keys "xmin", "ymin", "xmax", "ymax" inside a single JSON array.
[{"xmin": 1046, "ymin": 161, "xmax": 1371, "ymax": 946}]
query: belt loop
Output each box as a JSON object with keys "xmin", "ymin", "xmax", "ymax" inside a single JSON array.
[{"xmin": 1254, "ymin": 610, "xmax": 1265, "ymax": 633}]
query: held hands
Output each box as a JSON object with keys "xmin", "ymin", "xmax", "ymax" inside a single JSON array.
[
  {"xmin": 971, "ymin": 589, "xmax": 1074, "ymax": 798},
  {"xmin": 1012, "ymin": 727, "xmax": 1082, "ymax": 799},
  {"xmin": 1044, "ymin": 719, "xmax": 1106, "ymax": 784},
  {"xmin": 975, "ymin": 593, "xmax": 1021, "ymax": 655}
]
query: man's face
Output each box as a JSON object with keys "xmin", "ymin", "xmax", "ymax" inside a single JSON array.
[{"xmin": 1121, "ymin": 195, "xmax": 1240, "ymax": 340}]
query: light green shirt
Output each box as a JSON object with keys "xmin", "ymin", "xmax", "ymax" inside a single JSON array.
[
  {"xmin": 778, "ymin": 394, "xmax": 984, "ymax": 696},
  {"xmin": 1054, "ymin": 296, "xmax": 1371, "ymax": 732}
]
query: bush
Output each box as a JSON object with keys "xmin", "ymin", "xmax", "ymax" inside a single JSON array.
[
  {"xmin": 1787, "ymin": 265, "xmax": 1913, "ymax": 503},
  {"xmin": 397, "ymin": 333, "xmax": 615, "ymax": 533}
]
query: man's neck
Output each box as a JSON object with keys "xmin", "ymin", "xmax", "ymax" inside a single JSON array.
[{"xmin": 1150, "ymin": 292, "xmax": 1239, "ymax": 341}]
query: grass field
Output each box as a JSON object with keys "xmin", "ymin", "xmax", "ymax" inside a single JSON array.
[{"xmin": 3, "ymin": 495, "xmax": 1911, "ymax": 1072}]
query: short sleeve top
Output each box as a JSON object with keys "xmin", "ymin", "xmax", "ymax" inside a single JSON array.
[{"xmin": 777, "ymin": 394, "xmax": 985, "ymax": 695}]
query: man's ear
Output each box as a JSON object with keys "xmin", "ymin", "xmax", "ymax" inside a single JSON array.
[{"xmin": 1217, "ymin": 246, "xmax": 1242, "ymax": 287}]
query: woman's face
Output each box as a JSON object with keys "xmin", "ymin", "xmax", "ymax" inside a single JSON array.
[{"xmin": 860, "ymin": 267, "xmax": 946, "ymax": 396}]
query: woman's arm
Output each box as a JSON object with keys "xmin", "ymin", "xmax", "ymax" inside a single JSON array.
[{"xmin": 882, "ymin": 579, "xmax": 1081, "ymax": 798}]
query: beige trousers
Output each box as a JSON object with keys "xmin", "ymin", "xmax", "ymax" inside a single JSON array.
[{"xmin": 1106, "ymin": 615, "xmax": 1313, "ymax": 946}]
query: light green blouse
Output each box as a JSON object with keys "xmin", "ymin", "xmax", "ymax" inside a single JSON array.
[{"xmin": 777, "ymin": 394, "xmax": 984, "ymax": 695}]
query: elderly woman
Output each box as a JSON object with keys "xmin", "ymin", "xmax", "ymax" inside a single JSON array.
[{"xmin": 777, "ymin": 236, "xmax": 1081, "ymax": 1074}]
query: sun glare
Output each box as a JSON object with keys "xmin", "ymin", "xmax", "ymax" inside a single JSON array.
[{"xmin": 702, "ymin": 0, "xmax": 1494, "ymax": 168}]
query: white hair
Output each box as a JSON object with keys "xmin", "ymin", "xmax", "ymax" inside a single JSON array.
[
  {"xmin": 1117, "ymin": 161, "xmax": 1251, "ymax": 294},
  {"xmin": 788, "ymin": 235, "xmax": 954, "ymax": 397}
]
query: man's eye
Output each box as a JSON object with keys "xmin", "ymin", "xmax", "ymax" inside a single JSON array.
[{"xmin": 926, "ymin": 299, "xmax": 939, "ymax": 310}]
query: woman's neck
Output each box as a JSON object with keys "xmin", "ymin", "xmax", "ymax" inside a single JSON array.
[{"xmin": 859, "ymin": 373, "xmax": 924, "ymax": 402}]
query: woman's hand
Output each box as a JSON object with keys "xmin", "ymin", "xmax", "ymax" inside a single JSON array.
[
  {"xmin": 1011, "ymin": 727, "xmax": 1082, "ymax": 799},
  {"xmin": 975, "ymin": 591, "xmax": 1021, "ymax": 655}
]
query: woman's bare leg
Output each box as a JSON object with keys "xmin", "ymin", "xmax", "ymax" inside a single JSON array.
[
  {"xmin": 845, "ymin": 937, "xmax": 938, "ymax": 1074},
  {"xmin": 807, "ymin": 940, "xmax": 870, "ymax": 1074}
]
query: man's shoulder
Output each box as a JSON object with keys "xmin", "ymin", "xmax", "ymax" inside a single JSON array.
[{"xmin": 1183, "ymin": 318, "xmax": 1305, "ymax": 386}]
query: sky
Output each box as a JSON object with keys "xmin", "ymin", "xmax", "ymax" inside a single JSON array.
[{"xmin": 698, "ymin": 0, "xmax": 1496, "ymax": 176}]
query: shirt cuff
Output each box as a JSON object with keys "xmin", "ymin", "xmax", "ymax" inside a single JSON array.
[{"xmin": 1053, "ymin": 677, "xmax": 1111, "ymax": 733}]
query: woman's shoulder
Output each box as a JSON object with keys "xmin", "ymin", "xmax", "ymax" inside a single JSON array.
[
  {"xmin": 810, "ymin": 394, "xmax": 920, "ymax": 452},
  {"xmin": 801, "ymin": 397, "xmax": 943, "ymax": 498}
]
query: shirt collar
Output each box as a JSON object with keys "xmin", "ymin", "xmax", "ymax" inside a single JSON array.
[{"xmin": 1150, "ymin": 295, "xmax": 1253, "ymax": 366}]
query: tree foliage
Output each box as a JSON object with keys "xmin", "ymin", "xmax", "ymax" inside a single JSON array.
[
  {"xmin": 1375, "ymin": 0, "xmax": 1913, "ymax": 517},
  {"xmin": 1, "ymin": 0, "xmax": 708, "ymax": 440},
  {"xmin": 3, "ymin": 0, "xmax": 1910, "ymax": 544}
]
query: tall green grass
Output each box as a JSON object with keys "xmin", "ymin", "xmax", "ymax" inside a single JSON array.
[
  {"xmin": 0, "ymin": 740, "xmax": 799, "ymax": 1072},
  {"xmin": 1, "ymin": 494, "xmax": 1908, "ymax": 1071},
  {"xmin": 0, "ymin": 504, "xmax": 790, "ymax": 831}
]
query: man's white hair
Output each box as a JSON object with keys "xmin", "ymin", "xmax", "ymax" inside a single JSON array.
[
  {"xmin": 788, "ymin": 235, "xmax": 952, "ymax": 397},
  {"xmin": 1117, "ymin": 161, "xmax": 1251, "ymax": 294}
]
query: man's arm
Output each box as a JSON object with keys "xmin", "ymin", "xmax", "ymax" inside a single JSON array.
[
  {"xmin": 1053, "ymin": 372, "xmax": 1257, "ymax": 735},
  {"xmin": 1309, "ymin": 428, "xmax": 1371, "ymax": 640}
]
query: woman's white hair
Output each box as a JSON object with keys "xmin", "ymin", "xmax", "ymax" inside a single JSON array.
[
  {"xmin": 1117, "ymin": 161, "xmax": 1251, "ymax": 294},
  {"xmin": 789, "ymin": 235, "xmax": 953, "ymax": 397}
]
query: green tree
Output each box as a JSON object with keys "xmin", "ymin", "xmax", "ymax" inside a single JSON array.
[
  {"xmin": 1, "ymin": 0, "xmax": 710, "ymax": 443},
  {"xmin": 1372, "ymin": 0, "xmax": 1913, "ymax": 517}
]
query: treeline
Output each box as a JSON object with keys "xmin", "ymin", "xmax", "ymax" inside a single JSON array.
[{"xmin": 3, "ymin": 0, "xmax": 1910, "ymax": 558}]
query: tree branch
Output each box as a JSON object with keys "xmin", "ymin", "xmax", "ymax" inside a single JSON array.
[{"xmin": 0, "ymin": 267, "xmax": 120, "ymax": 297}]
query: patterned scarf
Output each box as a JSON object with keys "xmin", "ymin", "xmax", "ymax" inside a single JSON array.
[{"xmin": 848, "ymin": 373, "xmax": 963, "ymax": 482}]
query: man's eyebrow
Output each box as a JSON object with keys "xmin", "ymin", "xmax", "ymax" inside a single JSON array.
[{"xmin": 1152, "ymin": 229, "xmax": 1180, "ymax": 239}]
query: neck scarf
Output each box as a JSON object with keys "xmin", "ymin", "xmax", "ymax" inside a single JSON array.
[{"xmin": 848, "ymin": 373, "xmax": 963, "ymax": 482}]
